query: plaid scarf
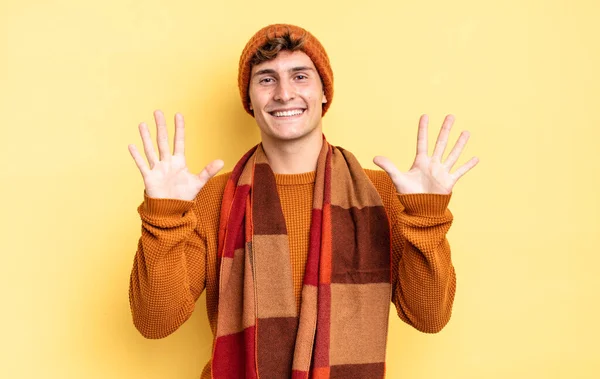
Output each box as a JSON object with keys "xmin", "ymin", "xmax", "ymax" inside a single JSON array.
[{"xmin": 212, "ymin": 140, "xmax": 392, "ymax": 379}]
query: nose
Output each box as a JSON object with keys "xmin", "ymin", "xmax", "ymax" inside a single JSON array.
[{"xmin": 273, "ymin": 80, "xmax": 295, "ymax": 103}]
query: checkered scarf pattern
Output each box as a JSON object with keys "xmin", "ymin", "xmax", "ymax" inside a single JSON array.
[{"xmin": 212, "ymin": 139, "xmax": 392, "ymax": 378}]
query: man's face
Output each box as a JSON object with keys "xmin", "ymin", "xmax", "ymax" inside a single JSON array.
[{"xmin": 248, "ymin": 50, "xmax": 327, "ymax": 144}]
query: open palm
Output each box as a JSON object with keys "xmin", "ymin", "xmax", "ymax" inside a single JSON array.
[
  {"xmin": 374, "ymin": 114, "xmax": 479, "ymax": 195},
  {"xmin": 128, "ymin": 110, "xmax": 224, "ymax": 201}
]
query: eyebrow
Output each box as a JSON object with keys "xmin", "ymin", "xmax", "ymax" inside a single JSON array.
[{"xmin": 253, "ymin": 66, "xmax": 315, "ymax": 77}]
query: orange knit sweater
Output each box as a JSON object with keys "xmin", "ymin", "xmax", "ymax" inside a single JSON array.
[{"xmin": 129, "ymin": 169, "xmax": 456, "ymax": 379}]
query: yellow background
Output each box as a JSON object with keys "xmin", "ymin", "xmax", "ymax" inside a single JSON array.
[{"xmin": 1, "ymin": 0, "xmax": 598, "ymax": 378}]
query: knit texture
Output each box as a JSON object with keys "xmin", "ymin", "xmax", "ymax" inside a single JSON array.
[
  {"xmin": 129, "ymin": 169, "xmax": 456, "ymax": 379},
  {"xmin": 238, "ymin": 24, "xmax": 334, "ymax": 116},
  {"xmin": 212, "ymin": 142, "xmax": 391, "ymax": 378}
]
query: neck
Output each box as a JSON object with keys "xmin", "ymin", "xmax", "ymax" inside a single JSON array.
[{"xmin": 260, "ymin": 130, "xmax": 323, "ymax": 174}]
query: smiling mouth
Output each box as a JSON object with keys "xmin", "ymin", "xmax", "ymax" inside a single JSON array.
[{"xmin": 269, "ymin": 109, "xmax": 306, "ymax": 118}]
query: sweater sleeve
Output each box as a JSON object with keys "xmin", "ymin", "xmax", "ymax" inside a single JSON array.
[
  {"xmin": 391, "ymin": 192, "xmax": 456, "ymax": 333},
  {"xmin": 364, "ymin": 169, "xmax": 456, "ymax": 333},
  {"xmin": 128, "ymin": 192, "xmax": 207, "ymax": 339}
]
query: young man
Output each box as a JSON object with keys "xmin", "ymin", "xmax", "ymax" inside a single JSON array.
[{"xmin": 128, "ymin": 24, "xmax": 478, "ymax": 379}]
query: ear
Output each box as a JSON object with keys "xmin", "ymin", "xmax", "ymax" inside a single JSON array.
[
  {"xmin": 249, "ymin": 103, "xmax": 253, "ymax": 110},
  {"xmin": 322, "ymin": 92, "xmax": 328, "ymax": 104}
]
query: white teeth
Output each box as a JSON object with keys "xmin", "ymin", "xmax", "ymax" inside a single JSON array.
[{"xmin": 272, "ymin": 109, "xmax": 304, "ymax": 117}]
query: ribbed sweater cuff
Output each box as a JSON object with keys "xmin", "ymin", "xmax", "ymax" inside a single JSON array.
[
  {"xmin": 141, "ymin": 192, "xmax": 195, "ymax": 218},
  {"xmin": 398, "ymin": 193, "xmax": 452, "ymax": 216}
]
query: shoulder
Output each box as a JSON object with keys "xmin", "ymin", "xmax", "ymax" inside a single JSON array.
[
  {"xmin": 192, "ymin": 172, "xmax": 232, "ymax": 227},
  {"xmin": 363, "ymin": 168, "xmax": 404, "ymax": 214},
  {"xmin": 199, "ymin": 172, "xmax": 231, "ymax": 200},
  {"xmin": 364, "ymin": 169, "xmax": 394, "ymax": 197}
]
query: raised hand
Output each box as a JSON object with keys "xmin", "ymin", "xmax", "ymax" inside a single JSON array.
[
  {"xmin": 128, "ymin": 110, "xmax": 224, "ymax": 201},
  {"xmin": 373, "ymin": 114, "xmax": 479, "ymax": 195}
]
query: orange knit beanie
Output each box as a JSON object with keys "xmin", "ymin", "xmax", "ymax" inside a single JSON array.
[{"xmin": 238, "ymin": 24, "xmax": 334, "ymax": 117}]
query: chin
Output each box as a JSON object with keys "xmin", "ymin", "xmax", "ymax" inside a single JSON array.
[
  {"xmin": 268, "ymin": 124, "xmax": 320, "ymax": 142},
  {"xmin": 268, "ymin": 131, "xmax": 309, "ymax": 142}
]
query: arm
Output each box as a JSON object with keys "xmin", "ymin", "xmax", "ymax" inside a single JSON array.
[
  {"xmin": 391, "ymin": 193, "xmax": 455, "ymax": 333},
  {"xmin": 373, "ymin": 114, "xmax": 478, "ymax": 332},
  {"xmin": 129, "ymin": 194, "xmax": 207, "ymax": 339},
  {"xmin": 127, "ymin": 110, "xmax": 223, "ymax": 338}
]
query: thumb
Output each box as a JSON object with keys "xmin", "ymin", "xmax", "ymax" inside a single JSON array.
[
  {"xmin": 205, "ymin": 159, "xmax": 225, "ymax": 177},
  {"xmin": 373, "ymin": 156, "xmax": 401, "ymax": 182},
  {"xmin": 197, "ymin": 159, "xmax": 225, "ymax": 184}
]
